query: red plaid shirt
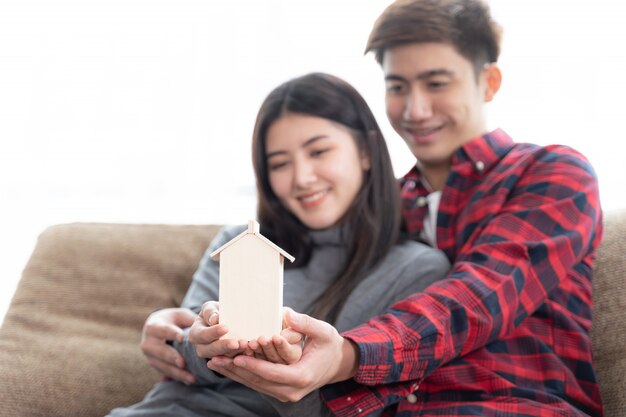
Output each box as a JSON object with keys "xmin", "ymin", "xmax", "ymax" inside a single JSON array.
[{"xmin": 322, "ymin": 129, "xmax": 603, "ymax": 416}]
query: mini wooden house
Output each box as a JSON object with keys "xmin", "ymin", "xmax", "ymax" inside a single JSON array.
[{"xmin": 210, "ymin": 220, "xmax": 295, "ymax": 341}]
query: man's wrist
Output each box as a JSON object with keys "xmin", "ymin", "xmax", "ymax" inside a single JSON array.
[{"xmin": 332, "ymin": 337, "xmax": 359, "ymax": 383}]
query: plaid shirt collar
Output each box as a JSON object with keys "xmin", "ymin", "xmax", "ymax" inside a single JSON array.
[
  {"xmin": 401, "ymin": 128, "xmax": 514, "ymax": 188},
  {"xmin": 400, "ymin": 128, "xmax": 515, "ymax": 240}
]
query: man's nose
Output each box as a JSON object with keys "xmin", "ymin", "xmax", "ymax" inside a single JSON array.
[{"xmin": 404, "ymin": 90, "xmax": 433, "ymax": 121}]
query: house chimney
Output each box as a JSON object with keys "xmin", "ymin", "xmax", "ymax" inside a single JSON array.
[{"xmin": 248, "ymin": 219, "xmax": 260, "ymax": 234}]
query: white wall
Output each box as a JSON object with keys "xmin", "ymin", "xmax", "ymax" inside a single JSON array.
[{"xmin": 1, "ymin": 0, "xmax": 625, "ymax": 324}]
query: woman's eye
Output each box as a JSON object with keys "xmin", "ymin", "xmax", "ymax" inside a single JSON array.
[
  {"xmin": 311, "ymin": 148, "xmax": 329, "ymax": 158},
  {"xmin": 268, "ymin": 161, "xmax": 289, "ymax": 171}
]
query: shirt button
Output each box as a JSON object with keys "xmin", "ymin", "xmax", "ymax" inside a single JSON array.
[
  {"xmin": 357, "ymin": 409, "xmax": 363, "ymax": 413},
  {"xmin": 405, "ymin": 180, "xmax": 416, "ymax": 190},
  {"xmin": 406, "ymin": 393, "xmax": 418, "ymax": 403},
  {"xmin": 416, "ymin": 196, "xmax": 428, "ymax": 207},
  {"xmin": 475, "ymin": 160, "xmax": 485, "ymax": 173},
  {"xmin": 412, "ymin": 383, "xmax": 419, "ymax": 391},
  {"xmin": 346, "ymin": 396, "xmax": 352, "ymax": 402}
]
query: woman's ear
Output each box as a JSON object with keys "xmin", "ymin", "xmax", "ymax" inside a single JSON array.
[
  {"xmin": 360, "ymin": 152, "xmax": 371, "ymax": 171},
  {"xmin": 361, "ymin": 131, "xmax": 379, "ymax": 172},
  {"xmin": 482, "ymin": 63, "xmax": 502, "ymax": 102}
]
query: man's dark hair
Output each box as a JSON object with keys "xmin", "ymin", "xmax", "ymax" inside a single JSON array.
[{"xmin": 366, "ymin": 0, "xmax": 502, "ymax": 75}]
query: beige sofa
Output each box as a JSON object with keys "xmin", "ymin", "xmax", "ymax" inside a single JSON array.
[{"xmin": 0, "ymin": 211, "xmax": 624, "ymax": 416}]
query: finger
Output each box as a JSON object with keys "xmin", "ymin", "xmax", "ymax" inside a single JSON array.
[
  {"xmin": 231, "ymin": 353, "xmax": 304, "ymax": 385},
  {"xmin": 258, "ymin": 336, "xmax": 284, "ymax": 364},
  {"xmin": 280, "ymin": 328, "xmax": 304, "ymax": 345},
  {"xmin": 207, "ymin": 357, "xmax": 286, "ymax": 398},
  {"xmin": 247, "ymin": 340, "xmax": 268, "ymax": 360},
  {"xmin": 147, "ymin": 356, "xmax": 196, "ymax": 385},
  {"xmin": 221, "ymin": 340, "xmax": 248, "ymax": 358},
  {"xmin": 188, "ymin": 321, "xmax": 229, "ymax": 345},
  {"xmin": 169, "ymin": 308, "xmax": 197, "ymax": 328},
  {"xmin": 194, "ymin": 337, "xmax": 241, "ymax": 359},
  {"xmin": 144, "ymin": 321, "xmax": 185, "ymax": 344},
  {"xmin": 207, "ymin": 356, "xmax": 305, "ymax": 402},
  {"xmin": 283, "ymin": 308, "xmax": 336, "ymax": 345},
  {"xmin": 199, "ymin": 301, "xmax": 220, "ymax": 324},
  {"xmin": 247, "ymin": 339, "xmax": 260, "ymax": 351},
  {"xmin": 272, "ymin": 335, "xmax": 301, "ymax": 364},
  {"xmin": 237, "ymin": 340, "xmax": 259, "ymax": 357},
  {"xmin": 209, "ymin": 365, "xmax": 278, "ymax": 399},
  {"xmin": 141, "ymin": 338, "xmax": 185, "ymax": 368},
  {"xmin": 237, "ymin": 339, "xmax": 251, "ymax": 351}
]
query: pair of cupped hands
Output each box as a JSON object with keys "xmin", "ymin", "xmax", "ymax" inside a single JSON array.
[
  {"xmin": 193, "ymin": 301, "xmax": 305, "ymax": 365},
  {"xmin": 140, "ymin": 302, "xmax": 358, "ymax": 402}
]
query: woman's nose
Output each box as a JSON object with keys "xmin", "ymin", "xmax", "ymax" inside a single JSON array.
[{"xmin": 293, "ymin": 159, "xmax": 317, "ymax": 187}]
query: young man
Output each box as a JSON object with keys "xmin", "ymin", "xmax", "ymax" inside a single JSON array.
[{"xmin": 207, "ymin": 0, "xmax": 604, "ymax": 416}]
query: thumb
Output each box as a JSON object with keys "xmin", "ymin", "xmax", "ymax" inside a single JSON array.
[{"xmin": 284, "ymin": 308, "xmax": 330, "ymax": 339}]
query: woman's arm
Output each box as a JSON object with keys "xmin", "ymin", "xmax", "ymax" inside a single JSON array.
[
  {"xmin": 141, "ymin": 225, "xmax": 246, "ymax": 382},
  {"xmin": 140, "ymin": 307, "xmax": 197, "ymax": 384}
]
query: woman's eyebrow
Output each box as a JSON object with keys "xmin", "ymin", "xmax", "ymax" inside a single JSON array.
[
  {"xmin": 302, "ymin": 134, "xmax": 329, "ymax": 147},
  {"xmin": 266, "ymin": 134, "xmax": 329, "ymax": 159}
]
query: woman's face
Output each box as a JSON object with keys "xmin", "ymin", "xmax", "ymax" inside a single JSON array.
[{"xmin": 265, "ymin": 113, "xmax": 370, "ymax": 230}]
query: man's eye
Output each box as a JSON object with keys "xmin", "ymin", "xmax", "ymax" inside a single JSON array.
[
  {"xmin": 428, "ymin": 81, "xmax": 448, "ymax": 90},
  {"xmin": 386, "ymin": 84, "xmax": 405, "ymax": 94}
]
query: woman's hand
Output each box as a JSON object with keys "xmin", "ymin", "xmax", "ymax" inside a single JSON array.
[
  {"xmin": 245, "ymin": 308, "xmax": 305, "ymax": 364},
  {"xmin": 207, "ymin": 308, "xmax": 359, "ymax": 402},
  {"xmin": 140, "ymin": 307, "xmax": 197, "ymax": 384},
  {"xmin": 188, "ymin": 301, "xmax": 243, "ymax": 359},
  {"xmin": 245, "ymin": 325, "xmax": 305, "ymax": 365}
]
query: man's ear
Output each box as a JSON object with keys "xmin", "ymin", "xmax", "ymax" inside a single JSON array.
[{"xmin": 482, "ymin": 63, "xmax": 502, "ymax": 102}]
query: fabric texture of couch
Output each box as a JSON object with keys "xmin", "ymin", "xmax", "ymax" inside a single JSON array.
[{"xmin": 0, "ymin": 211, "xmax": 624, "ymax": 416}]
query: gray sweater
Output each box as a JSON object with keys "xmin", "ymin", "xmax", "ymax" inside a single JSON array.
[{"xmin": 109, "ymin": 225, "xmax": 449, "ymax": 417}]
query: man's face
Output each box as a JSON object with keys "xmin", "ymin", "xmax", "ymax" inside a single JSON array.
[{"xmin": 383, "ymin": 42, "xmax": 495, "ymax": 174}]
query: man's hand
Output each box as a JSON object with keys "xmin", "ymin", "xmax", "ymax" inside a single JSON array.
[
  {"xmin": 140, "ymin": 307, "xmax": 196, "ymax": 385},
  {"xmin": 206, "ymin": 308, "xmax": 359, "ymax": 402}
]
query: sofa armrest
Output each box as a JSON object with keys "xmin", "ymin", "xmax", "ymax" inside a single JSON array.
[
  {"xmin": 0, "ymin": 222, "xmax": 220, "ymax": 417},
  {"xmin": 591, "ymin": 209, "xmax": 626, "ymax": 416}
]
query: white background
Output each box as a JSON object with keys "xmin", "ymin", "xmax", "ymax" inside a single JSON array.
[{"xmin": 1, "ymin": 0, "xmax": 625, "ymax": 324}]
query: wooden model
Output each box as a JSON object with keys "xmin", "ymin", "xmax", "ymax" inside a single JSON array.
[{"xmin": 210, "ymin": 220, "xmax": 295, "ymax": 340}]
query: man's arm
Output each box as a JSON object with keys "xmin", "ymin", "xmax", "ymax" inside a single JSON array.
[{"xmin": 343, "ymin": 145, "xmax": 602, "ymax": 389}]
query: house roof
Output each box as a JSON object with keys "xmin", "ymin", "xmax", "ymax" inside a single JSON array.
[{"xmin": 209, "ymin": 220, "xmax": 295, "ymax": 262}]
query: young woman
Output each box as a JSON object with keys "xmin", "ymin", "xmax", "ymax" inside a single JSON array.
[{"xmin": 107, "ymin": 73, "xmax": 449, "ymax": 417}]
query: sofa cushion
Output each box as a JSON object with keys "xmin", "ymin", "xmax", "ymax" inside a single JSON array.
[{"xmin": 0, "ymin": 223, "xmax": 219, "ymax": 417}]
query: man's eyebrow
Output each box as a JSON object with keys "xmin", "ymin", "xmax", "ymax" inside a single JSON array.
[
  {"xmin": 385, "ymin": 68, "xmax": 455, "ymax": 82},
  {"xmin": 266, "ymin": 135, "xmax": 329, "ymax": 159}
]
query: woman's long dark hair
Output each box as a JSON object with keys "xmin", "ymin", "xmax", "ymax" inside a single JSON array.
[{"xmin": 252, "ymin": 73, "xmax": 402, "ymax": 323}]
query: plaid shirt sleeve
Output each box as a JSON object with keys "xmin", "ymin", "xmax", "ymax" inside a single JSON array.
[{"xmin": 322, "ymin": 132, "xmax": 603, "ymax": 416}]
